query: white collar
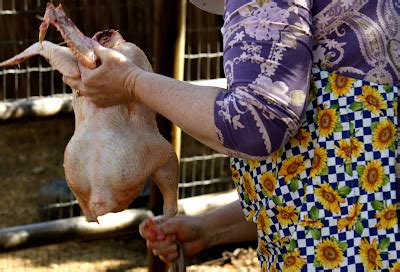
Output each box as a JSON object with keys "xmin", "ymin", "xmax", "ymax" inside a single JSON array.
[{"xmin": 190, "ymin": 0, "xmax": 224, "ymax": 15}]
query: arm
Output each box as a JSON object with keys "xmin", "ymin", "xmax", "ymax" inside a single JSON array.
[
  {"xmin": 133, "ymin": 71, "xmax": 234, "ymax": 156},
  {"xmin": 139, "ymin": 200, "xmax": 257, "ymax": 262},
  {"xmin": 64, "ymin": 1, "xmax": 313, "ymax": 160},
  {"xmin": 200, "ymin": 199, "xmax": 257, "ymax": 247},
  {"xmin": 64, "ymin": 46, "xmax": 236, "ymax": 157}
]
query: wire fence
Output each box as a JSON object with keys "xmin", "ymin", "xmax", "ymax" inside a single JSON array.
[
  {"xmin": 0, "ymin": 1, "xmax": 234, "ymax": 270},
  {"xmin": 0, "ymin": 0, "xmax": 154, "ymax": 101},
  {"xmin": 0, "ymin": 0, "xmax": 232, "ymax": 220},
  {"xmin": 179, "ymin": 5, "xmax": 232, "ymax": 201}
]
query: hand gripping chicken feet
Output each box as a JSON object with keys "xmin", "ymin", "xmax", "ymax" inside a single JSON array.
[{"xmin": 0, "ymin": 4, "xmax": 179, "ymax": 227}]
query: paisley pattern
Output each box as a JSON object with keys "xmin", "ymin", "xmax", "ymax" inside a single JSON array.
[
  {"xmin": 214, "ymin": 0, "xmax": 400, "ymax": 158},
  {"xmin": 232, "ymin": 68, "xmax": 400, "ymax": 271}
]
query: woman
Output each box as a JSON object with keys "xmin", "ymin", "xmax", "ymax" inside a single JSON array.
[{"xmin": 64, "ymin": 0, "xmax": 400, "ymax": 270}]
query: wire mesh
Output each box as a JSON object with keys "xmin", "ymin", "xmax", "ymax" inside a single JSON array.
[
  {"xmin": 178, "ymin": 4, "xmax": 233, "ymax": 200},
  {"xmin": 0, "ymin": 0, "xmax": 232, "ymax": 212},
  {"xmin": 0, "ymin": 0, "xmax": 154, "ymax": 102},
  {"xmin": 0, "ymin": 1, "xmax": 234, "ymax": 270}
]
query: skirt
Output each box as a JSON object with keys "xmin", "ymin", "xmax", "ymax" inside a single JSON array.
[{"xmin": 231, "ymin": 67, "xmax": 400, "ymax": 271}]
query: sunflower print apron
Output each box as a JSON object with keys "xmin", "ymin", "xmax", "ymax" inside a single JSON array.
[{"xmin": 231, "ymin": 68, "xmax": 400, "ymax": 271}]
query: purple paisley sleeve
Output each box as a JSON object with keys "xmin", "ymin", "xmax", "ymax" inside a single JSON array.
[{"xmin": 214, "ymin": 0, "xmax": 313, "ymax": 159}]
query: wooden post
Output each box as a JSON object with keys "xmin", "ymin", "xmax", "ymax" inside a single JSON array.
[{"xmin": 149, "ymin": 0, "xmax": 187, "ymax": 271}]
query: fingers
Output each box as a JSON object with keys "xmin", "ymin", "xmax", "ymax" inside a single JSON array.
[
  {"xmin": 92, "ymin": 42, "xmax": 110, "ymax": 58},
  {"xmin": 78, "ymin": 61, "xmax": 96, "ymax": 81},
  {"xmin": 148, "ymin": 235, "xmax": 179, "ymax": 263},
  {"xmin": 139, "ymin": 218, "xmax": 165, "ymax": 242},
  {"xmin": 158, "ymin": 219, "xmax": 182, "ymax": 237},
  {"xmin": 160, "ymin": 252, "xmax": 179, "ymax": 263},
  {"xmin": 148, "ymin": 236, "xmax": 178, "ymax": 256}
]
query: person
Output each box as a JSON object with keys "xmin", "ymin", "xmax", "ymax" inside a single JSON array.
[{"xmin": 63, "ymin": 0, "xmax": 400, "ymax": 270}]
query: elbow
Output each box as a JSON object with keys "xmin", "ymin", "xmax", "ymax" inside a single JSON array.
[
  {"xmin": 215, "ymin": 113, "xmax": 301, "ymax": 160},
  {"xmin": 214, "ymin": 84, "xmax": 308, "ymax": 160}
]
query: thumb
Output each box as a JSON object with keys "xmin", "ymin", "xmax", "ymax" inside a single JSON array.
[
  {"xmin": 78, "ymin": 61, "xmax": 94, "ymax": 80},
  {"xmin": 92, "ymin": 42, "xmax": 112, "ymax": 60},
  {"xmin": 159, "ymin": 219, "xmax": 182, "ymax": 237}
]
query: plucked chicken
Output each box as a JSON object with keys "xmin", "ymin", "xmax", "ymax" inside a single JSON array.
[{"xmin": 0, "ymin": 3, "xmax": 179, "ymax": 222}]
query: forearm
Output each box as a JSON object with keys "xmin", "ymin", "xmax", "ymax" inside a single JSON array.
[
  {"xmin": 134, "ymin": 70, "xmax": 235, "ymax": 156},
  {"xmin": 198, "ymin": 200, "xmax": 257, "ymax": 248}
]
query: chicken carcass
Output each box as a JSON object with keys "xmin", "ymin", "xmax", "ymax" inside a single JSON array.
[{"xmin": 0, "ymin": 3, "xmax": 179, "ymax": 222}]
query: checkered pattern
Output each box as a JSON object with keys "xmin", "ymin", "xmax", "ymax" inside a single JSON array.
[{"xmin": 232, "ymin": 68, "xmax": 400, "ymax": 271}]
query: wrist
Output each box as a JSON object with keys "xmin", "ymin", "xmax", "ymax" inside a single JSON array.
[
  {"xmin": 123, "ymin": 66, "xmax": 144, "ymax": 101},
  {"xmin": 198, "ymin": 213, "xmax": 217, "ymax": 249}
]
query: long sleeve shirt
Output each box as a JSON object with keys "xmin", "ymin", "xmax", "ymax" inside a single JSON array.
[{"xmin": 214, "ymin": 0, "xmax": 399, "ymax": 159}]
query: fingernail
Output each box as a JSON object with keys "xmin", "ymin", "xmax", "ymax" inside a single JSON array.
[
  {"xmin": 172, "ymin": 234, "xmax": 177, "ymax": 241},
  {"xmin": 156, "ymin": 234, "xmax": 164, "ymax": 241}
]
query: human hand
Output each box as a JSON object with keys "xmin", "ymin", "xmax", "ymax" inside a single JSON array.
[
  {"xmin": 63, "ymin": 43, "xmax": 143, "ymax": 107},
  {"xmin": 139, "ymin": 215, "xmax": 207, "ymax": 263}
]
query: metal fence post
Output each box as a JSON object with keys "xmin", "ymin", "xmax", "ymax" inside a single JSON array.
[{"xmin": 149, "ymin": 0, "xmax": 187, "ymax": 271}]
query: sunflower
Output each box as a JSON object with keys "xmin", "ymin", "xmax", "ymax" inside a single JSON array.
[
  {"xmin": 310, "ymin": 146, "xmax": 328, "ymax": 177},
  {"xmin": 315, "ymin": 238, "xmax": 345, "ymax": 269},
  {"xmin": 390, "ymin": 261, "xmax": 400, "ymax": 272},
  {"xmin": 358, "ymin": 85, "xmax": 387, "ymax": 115},
  {"xmin": 261, "ymin": 262, "xmax": 268, "ymax": 272},
  {"xmin": 317, "ymin": 107, "xmax": 338, "ymax": 138},
  {"xmin": 375, "ymin": 204, "xmax": 398, "ymax": 230},
  {"xmin": 359, "ymin": 238, "xmax": 383, "ymax": 272},
  {"xmin": 247, "ymin": 159, "xmax": 259, "ymax": 170},
  {"xmin": 257, "ymin": 208, "xmax": 271, "ymax": 233},
  {"xmin": 282, "ymin": 249, "xmax": 306, "ymax": 272},
  {"xmin": 328, "ymin": 73, "xmax": 355, "ymax": 97},
  {"xmin": 315, "ymin": 183, "xmax": 345, "ymax": 214},
  {"xmin": 372, "ymin": 119, "xmax": 396, "ymax": 151},
  {"xmin": 290, "ymin": 128, "xmax": 311, "ymax": 148},
  {"xmin": 278, "ymin": 155, "xmax": 306, "ymax": 183},
  {"xmin": 272, "ymin": 235, "xmax": 290, "ymax": 247},
  {"xmin": 359, "ymin": 160, "xmax": 385, "ymax": 193},
  {"xmin": 270, "ymin": 262, "xmax": 279, "ymax": 272},
  {"xmin": 260, "ymin": 172, "xmax": 277, "ymax": 196},
  {"xmin": 242, "ymin": 172, "xmax": 258, "ymax": 201},
  {"xmin": 257, "ymin": 239, "xmax": 272, "ymax": 259},
  {"xmin": 299, "ymin": 215, "xmax": 324, "ymax": 228},
  {"xmin": 246, "ymin": 209, "xmax": 256, "ymax": 222},
  {"xmin": 231, "ymin": 168, "xmax": 240, "ymax": 184},
  {"xmin": 393, "ymin": 101, "xmax": 398, "ymax": 116},
  {"xmin": 336, "ymin": 137, "xmax": 364, "ymax": 162},
  {"xmin": 338, "ymin": 201, "xmax": 364, "ymax": 231},
  {"xmin": 276, "ymin": 205, "xmax": 298, "ymax": 226},
  {"xmin": 350, "ymin": 137, "xmax": 364, "ymax": 157}
]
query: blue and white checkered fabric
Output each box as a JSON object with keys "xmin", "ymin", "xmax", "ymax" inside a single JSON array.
[{"xmin": 231, "ymin": 68, "xmax": 400, "ymax": 271}]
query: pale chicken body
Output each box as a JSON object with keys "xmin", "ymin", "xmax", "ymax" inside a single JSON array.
[
  {"xmin": 63, "ymin": 35, "xmax": 179, "ymax": 221},
  {"xmin": 0, "ymin": 4, "xmax": 179, "ymax": 222}
]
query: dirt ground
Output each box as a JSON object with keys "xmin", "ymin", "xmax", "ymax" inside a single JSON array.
[
  {"xmin": 0, "ymin": 116, "xmax": 257, "ymax": 271},
  {"xmin": 0, "ymin": 235, "xmax": 258, "ymax": 271}
]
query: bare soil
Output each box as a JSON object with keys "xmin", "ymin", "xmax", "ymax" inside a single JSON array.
[{"xmin": 1, "ymin": 235, "xmax": 258, "ymax": 271}]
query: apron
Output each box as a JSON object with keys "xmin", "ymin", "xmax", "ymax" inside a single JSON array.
[{"xmin": 231, "ymin": 68, "xmax": 400, "ymax": 271}]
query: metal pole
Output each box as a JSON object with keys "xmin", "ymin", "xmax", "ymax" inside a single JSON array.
[
  {"xmin": 171, "ymin": 0, "xmax": 187, "ymax": 160},
  {"xmin": 149, "ymin": 0, "xmax": 187, "ymax": 271}
]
